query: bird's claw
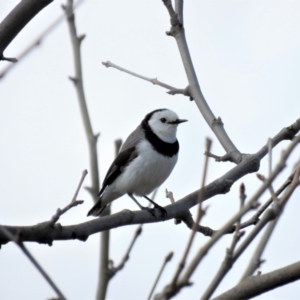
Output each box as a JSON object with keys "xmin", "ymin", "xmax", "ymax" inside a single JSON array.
[
  {"xmin": 152, "ymin": 204, "xmax": 167, "ymax": 218},
  {"xmin": 141, "ymin": 206, "xmax": 157, "ymax": 218}
]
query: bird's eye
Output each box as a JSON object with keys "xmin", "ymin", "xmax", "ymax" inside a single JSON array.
[{"xmin": 160, "ymin": 118, "xmax": 167, "ymax": 123}]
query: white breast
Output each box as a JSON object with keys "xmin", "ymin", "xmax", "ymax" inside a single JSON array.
[{"xmin": 114, "ymin": 140, "xmax": 178, "ymax": 196}]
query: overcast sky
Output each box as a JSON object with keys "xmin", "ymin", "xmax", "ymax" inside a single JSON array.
[{"xmin": 0, "ymin": 1, "xmax": 300, "ymax": 299}]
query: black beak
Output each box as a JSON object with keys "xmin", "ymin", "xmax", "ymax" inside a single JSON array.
[{"xmin": 168, "ymin": 119, "xmax": 188, "ymax": 125}]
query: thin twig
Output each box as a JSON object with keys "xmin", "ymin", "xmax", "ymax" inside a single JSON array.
[
  {"xmin": 234, "ymin": 167, "xmax": 296, "ymax": 231},
  {"xmin": 201, "ymin": 184, "xmax": 246, "ymax": 299},
  {"xmin": 49, "ymin": 170, "xmax": 87, "ymax": 225},
  {"xmin": 170, "ymin": 138, "xmax": 212, "ymax": 288},
  {"xmin": 109, "ymin": 225, "xmax": 143, "ymax": 278},
  {"xmin": 0, "ymin": 225, "xmax": 66, "ymax": 300},
  {"xmin": 107, "ymin": 189, "xmax": 158, "ymax": 281},
  {"xmin": 148, "ymin": 252, "xmax": 174, "ymax": 300},
  {"xmin": 234, "ymin": 165, "xmax": 300, "ymax": 281},
  {"xmin": 257, "ymin": 173, "xmax": 278, "ymax": 203},
  {"xmin": 102, "ymin": 61, "xmax": 191, "ymax": 98}
]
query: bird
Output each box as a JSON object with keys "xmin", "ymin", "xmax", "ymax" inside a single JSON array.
[{"xmin": 87, "ymin": 108, "xmax": 187, "ymax": 217}]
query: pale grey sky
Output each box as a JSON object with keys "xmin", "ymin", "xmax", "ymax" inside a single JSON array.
[{"xmin": 0, "ymin": 1, "xmax": 299, "ymax": 299}]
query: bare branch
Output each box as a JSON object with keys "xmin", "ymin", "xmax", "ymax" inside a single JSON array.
[
  {"xmin": 170, "ymin": 138, "xmax": 212, "ymax": 288},
  {"xmin": 48, "ymin": 170, "xmax": 87, "ymax": 225},
  {"xmin": 0, "ymin": 225, "xmax": 66, "ymax": 300},
  {"xmin": 154, "ymin": 134, "xmax": 300, "ymax": 299},
  {"xmin": 0, "ymin": 0, "xmax": 85, "ymax": 80},
  {"xmin": 108, "ymin": 225, "xmax": 143, "ymax": 279},
  {"xmin": 102, "ymin": 61, "xmax": 190, "ymax": 98},
  {"xmin": 205, "ymin": 145, "xmax": 300, "ymax": 299},
  {"xmin": 162, "ymin": 0, "xmax": 241, "ymax": 163},
  {"xmin": 0, "ymin": 0, "xmax": 53, "ymax": 61},
  {"xmin": 239, "ymin": 163, "xmax": 300, "ymax": 280},
  {"xmin": 64, "ymin": 0, "xmax": 100, "ymax": 202},
  {"xmin": 148, "ymin": 252, "xmax": 174, "ymax": 300},
  {"xmin": 201, "ymin": 184, "xmax": 246, "ymax": 299},
  {"xmin": 212, "ymin": 261, "xmax": 300, "ymax": 300},
  {"xmin": 64, "ymin": 2, "xmax": 106, "ymax": 299}
]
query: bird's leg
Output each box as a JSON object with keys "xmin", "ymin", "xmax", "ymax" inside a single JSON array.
[
  {"xmin": 128, "ymin": 193, "xmax": 156, "ymax": 218},
  {"xmin": 143, "ymin": 195, "xmax": 167, "ymax": 217}
]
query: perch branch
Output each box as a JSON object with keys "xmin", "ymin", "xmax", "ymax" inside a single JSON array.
[{"xmin": 0, "ymin": 123, "xmax": 299, "ymax": 247}]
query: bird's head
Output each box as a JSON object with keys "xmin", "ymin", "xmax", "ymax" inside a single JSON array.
[{"xmin": 144, "ymin": 109, "xmax": 187, "ymax": 143}]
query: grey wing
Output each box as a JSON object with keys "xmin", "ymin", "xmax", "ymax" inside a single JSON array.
[
  {"xmin": 98, "ymin": 146, "xmax": 138, "ymax": 197},
  {"xmin": 120, "ymin": 125, "xmax": 145, "ymax": 152}
]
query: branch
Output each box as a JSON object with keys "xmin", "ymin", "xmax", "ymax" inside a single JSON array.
[
  {"xmin": 64, "ymin": 0, "xmax": 100, "ymax": 202},
  {"xmin": 203, "ymin": 162, "xmax": 300, "ymax": 299},
  {"xmin": 202, "ymin": 184, "xmax": 247, "ymax": 298},
  {"xmin": 154, "ymin": 133, "xmax": 300, "ymax": 299},
  {"xmin": 108, "ymin": 225, "xmax": 143, "ymax": 279},
  {"xmin": 0, "ymin": 0, "xmax": 53, "ymax": 61},
  {"xmin": 212, "ymin": 261, "xmax": 300, "ymax": 300},
  {"xmin": 0, "ymin": 225, "xmax": 66, "ymax": 300},
  {"xmin": 162, "ymin": 0, "xmax": 241, "ymax": 163},
  {"xmin": 102, "ymin": 61, "xmax": 191, "ymax": 98},
  {"xmin": 48, "ymin": 170, "xmax": 87, "ymax": 226},
  {"xmin": 0, "ymin": 0, "xmax": 85, "ymax": 80},
  {"xmin": 170, "ymin": 138, "xmax": 211, "ymax": 287},
  {"xmin": 63, "ymin": 2, "xmax": 104, "ymax": 299},
  {"xmin": 0, "ymin": 122, "xmax": 299, "ymax": 247},
  {"xmin": 148, "ymin": 252, "xmax": 174, "ymax": 300}
]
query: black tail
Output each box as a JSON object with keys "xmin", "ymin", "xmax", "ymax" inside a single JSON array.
[{"xmin": 87, "ymin": 199, "xmax": 106, "ymax": 217}]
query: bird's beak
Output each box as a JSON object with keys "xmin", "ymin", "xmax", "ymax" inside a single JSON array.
[{"xmin": 168, "ymin": 119, "xmax": 188, "ymax": 124}]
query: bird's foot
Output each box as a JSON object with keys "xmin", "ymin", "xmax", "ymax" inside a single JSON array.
[
  {"xmin": 152, "ymin": 204, "xmax": 167, "ymax": 218},
  {"xmin": 140, "ymin": 206, "xmax": 157, "ymax": 218}
]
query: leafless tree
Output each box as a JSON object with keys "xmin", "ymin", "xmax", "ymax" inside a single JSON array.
[{"xmin": 0, "ymin": 1, "xmax": 299, "ymax": 299}]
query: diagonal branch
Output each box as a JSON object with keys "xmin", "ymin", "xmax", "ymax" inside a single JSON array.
[
  {"xmin": 154, "ymin": 133, "xmax": 300, "ymax": 299},
  {"xmin": 212, "ymin": 260, "xmax": 300, "ymax": 300},
  {"xmin": 0, "ymin": 225, "xmax": 66, "ymax": 300},
  {"xmin": 162, "ymin": 0, "xmax": 241, "ymax": 163},
  {"xmin": 102, "ymin": 61, "xmax": 191, "ymax": 98},
  {"xmin": 109, "ymin": 225, "xmax": 143, "ymax": 279},
  {"xmin": 170, "ymin": 138, "xmax": 211, "ymax": 287},
  {"xmin": 0, "ymin": 0, "xmax": 53, "ymax": 61},
  {"xmin": 0, "ymin": 0, "xmax": 85, "ymax": 80},
  {"xmin": 48, "ymin": 170, "xmax": 87, "ymax": 226},
  {"xmin": 202, "ymin": 162, "xmax": 300, "ymax": 299},
  {"xmin": 148, "ymin": 252, "xmax": 174, "ymax": 300}
]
